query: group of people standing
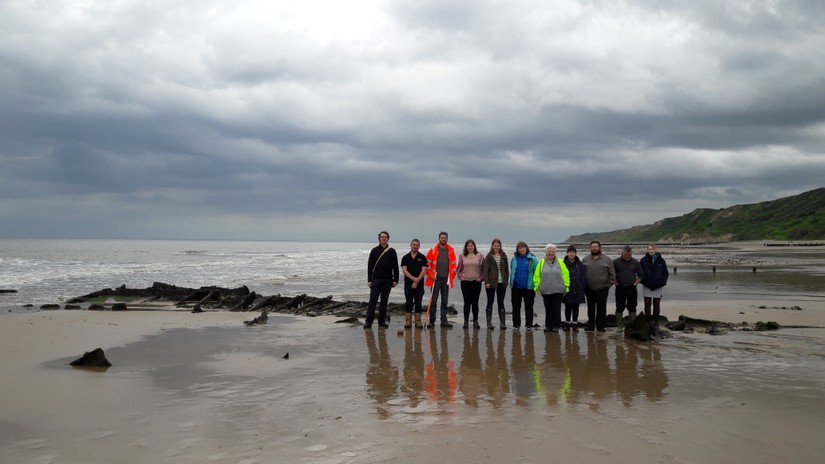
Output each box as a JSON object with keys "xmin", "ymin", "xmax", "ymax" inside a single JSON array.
[{"xmin": 365, "ymin": 231, "xmax": 669, "ymax": 334}]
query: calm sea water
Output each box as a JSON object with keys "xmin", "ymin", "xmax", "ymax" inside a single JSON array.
[{"xmin": 1, "ymin": 238, "xmax": 824, "ymax": 309}]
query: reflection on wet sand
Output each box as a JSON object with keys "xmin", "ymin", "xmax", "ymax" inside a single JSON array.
[
  {"xmin": 364, "ymin": 329, "xmax": 671, "ymax": 415},
  {"xmin": 459, "ymin": 330, "xmax": 482, "ymax": 406},
  {"xmin": 425, "ymin": 328, "xmax": 458, "ymax": 405},
  {"xmin": 401, "ymin": 329, "xmax": 425, "ymax": 408},
  {"xmin": 615, "ymin": 341, "xmax": 669, "ymax": 406},
  {"xmin": 483, "ymin": 329, "xmax": 509, "ymax": 408},
  {"xmin": 365, "ymin": 329, "xmax": 398, "ymax": 418},
  {"xmin": 511, "ymin": 331, "xmax": 537, "ymax": 405}
]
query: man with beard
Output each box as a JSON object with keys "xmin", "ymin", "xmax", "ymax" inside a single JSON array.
[
  {"xmin": 613, "ymin": 245, "xmax": 645, "ymax": 331},
  {"xmin": 365, "ymin": 230, "xmax": 399, "ymax": 329},
  {"xmin": 581, "ymin": 241, "xmax": 616, "ymax": 332},
  {"xmin": 425, "ymin": 232, "xmax": 458, "ymax": 328},
  {"xmin": 401, "ymin": 238, "xmax": 428, "ymax": 329}
]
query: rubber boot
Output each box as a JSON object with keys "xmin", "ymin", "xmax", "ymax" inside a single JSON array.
[
  {"xmin": 414, "ymin": 313, "xmax": 424, "ymax": 329},
  {"xmin": 615, "ymin": 310, "xmax": 624, "ymax": 330},
  {"xmin": 404, "ymin": 313, "xmax": 412, "ymax": 329},
  {"xmin": 628, "ymin": 311, "xmax": 636, "ymax": 323},
  {"xmin": 498, "ymin": 307, "xmax": 507, "ymax": 329},
  {"xmin": 485, "ymin": 308, "xmax": 493, "ymax": 329}
]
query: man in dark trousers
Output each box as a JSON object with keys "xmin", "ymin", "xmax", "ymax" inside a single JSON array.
[
  {"xmin": 425, "ymin": 232, "xmax": 457, "ymax": 328},
  {"xmin": 613, "ymin": 245, "xmax": 645, "ymax": 330},
  {"xmin": 582, "ymin": 241, "xmax": 615, "ymax": 332},
  {"xmin": 365, "ymin": 230, "xmax": 399, "ymax": 329},
  {"xmin": 401, "ymin": 238, "xmax": 428, "ymax": 329}
]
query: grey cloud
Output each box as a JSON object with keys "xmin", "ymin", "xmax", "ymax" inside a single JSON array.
[{"xmin": 1, "ymin": 1, "xmax": 824, "ymax": 241}]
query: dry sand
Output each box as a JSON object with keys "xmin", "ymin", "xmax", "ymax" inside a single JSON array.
[{"xmin": 1, "ymin": 301, "xmax": 824, "ymax": 464}]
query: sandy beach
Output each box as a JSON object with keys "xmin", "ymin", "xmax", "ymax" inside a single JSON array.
[{"xmin": 2, "ymin": 296, "xmax": 824, "ymax": 464}]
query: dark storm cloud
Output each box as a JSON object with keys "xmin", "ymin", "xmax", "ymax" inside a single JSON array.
[{"xmin": 1, "ymin": 0, "xmax": 823, "ymax": 240}]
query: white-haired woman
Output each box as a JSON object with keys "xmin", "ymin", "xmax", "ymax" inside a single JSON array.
[{"xmin": 533, "ymin": 243, "xmax": 570, "ymax": 332}]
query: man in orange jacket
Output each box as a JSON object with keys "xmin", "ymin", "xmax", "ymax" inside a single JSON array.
[{"xmin": 425, "ymin": 231, "xmax": 457, "ymax": 328}]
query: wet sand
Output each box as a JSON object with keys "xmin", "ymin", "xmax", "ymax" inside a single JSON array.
[{"xmin": 1, "ymin": 301, "xmax": 824, "ymax": 464}]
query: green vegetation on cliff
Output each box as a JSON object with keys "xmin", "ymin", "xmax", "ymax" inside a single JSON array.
[{"xmin": 565, "ymin": 188, "xmax": 825, "ymax": 243}]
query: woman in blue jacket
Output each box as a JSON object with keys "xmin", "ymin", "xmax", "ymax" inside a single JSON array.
[
  {"xmin": 509, "ymin": 242, "xmax": 538, "ymax": 330},
  {"xmin": 639, "ymin": 244, "xmax": 670, "ymax": 328}
]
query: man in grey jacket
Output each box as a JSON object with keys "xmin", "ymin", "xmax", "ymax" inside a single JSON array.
[{"xmin": 581, "ymin": 241, "xmax": 615, "ymax": 332}]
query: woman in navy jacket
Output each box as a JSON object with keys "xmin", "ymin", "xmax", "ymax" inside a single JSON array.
[
  {"xmin": 561, "ymin": 245, "xmax": 587, "ymax": 331},
  {"xmin": 639, "ymin": 244, "xmax": 669, "ymax": 327}
]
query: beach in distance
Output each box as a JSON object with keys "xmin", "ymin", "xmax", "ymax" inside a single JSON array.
[{"xmin": 1, "ymin": 239, "xmax": 824, "ymax": 463}]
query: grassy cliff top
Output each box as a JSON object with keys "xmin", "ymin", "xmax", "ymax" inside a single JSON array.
[{"xmin": 565, "ymin": 188, "xmax": 825, "ymax": 244}]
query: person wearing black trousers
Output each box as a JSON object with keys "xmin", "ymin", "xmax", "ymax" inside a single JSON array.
[
  {"xmin": 640, "ymin": 244, "xmax": 670, "ymax": 328},
  {"xmin": 562, "ymin": 245, "xmax": 588, "ymax": 331},
  {"xmin": 581, "ymin": 241, "xmax": 615, "ymax": 332},
  {"xmin": 365, "ymin": 230, "xmax": 399, "ymax": 329}
]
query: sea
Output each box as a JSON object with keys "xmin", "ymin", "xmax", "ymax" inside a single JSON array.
[{"xmin": 1, "ymin": 238, "xmax": 824, "ymax": 310}]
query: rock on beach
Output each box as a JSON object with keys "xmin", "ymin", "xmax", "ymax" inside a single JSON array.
[
  {"xmin": 66, "ymin": 282, "xmax": 444, "ymax": 319},
  {"xmin": 70, "ymin": 348, "xmax": 112, "ymax": 368}
]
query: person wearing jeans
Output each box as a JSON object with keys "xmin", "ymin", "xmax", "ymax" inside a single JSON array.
[
  {"xmin": 509, "ymin": 242, "xmax": 538, "ymax": 330},
  {"xmin": 425, "ymin": 232, "xmax": 457, "ymax": 328}
]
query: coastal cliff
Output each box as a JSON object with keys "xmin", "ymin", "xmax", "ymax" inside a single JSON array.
[{"xmin": 566, "ymin": 187, "xmax": 825, "ymax": 244}]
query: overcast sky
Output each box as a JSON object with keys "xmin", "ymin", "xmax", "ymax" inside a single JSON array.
[{"xmin": 1, "ymin": 0, "xmax": 824, "ymax": 244}]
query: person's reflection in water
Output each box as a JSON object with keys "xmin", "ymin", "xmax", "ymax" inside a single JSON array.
[
  {"xmin": 639, "ymin": 344, "xmax": 668, "ymax": 402},
  {"xmin": 365, "ymin": 329, "xmax": 399, "ymax": 418},
  {"xmin": 459, "ymin": 329, "xmax": 483, "ymax": 406},
  {"xmin": 583, "ymin": 333, "xmax": 612, "ymax": 408},
  {"xmin": 540, "ymin": 330, "xmax": 567, "ymax": 407},
  {"xmin": 511, "ymin": 331, "xmax": 538, "ymax": 405},
  {"xmin": 424, "ymin": 329, "xmax": 458, "ymax": 404},
  {"xmin": 401, "ymin": 329, "xmax": 425, "ymax": 408},
  {"xmin": 614, "ymin": 342, "xmax": 641, "ymax": 407},
  {"xmin": 482, "ymin": 330, "xmax": 509, "ymax": 408},
  {"xmin": 562, "ymin": 330, "xmax": 586, "ymax": 405}
]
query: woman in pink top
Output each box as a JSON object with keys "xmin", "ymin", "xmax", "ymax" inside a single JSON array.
[{"xmin": 457, "ymin": 239, "xmax": 484, "ymax": 329}]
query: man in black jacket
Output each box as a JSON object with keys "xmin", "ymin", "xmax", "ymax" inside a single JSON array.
[
  {"xmin": 365, "ymin": 230, "xmax": 399, "ymax": 329},
  {"xmin": 613, "ymin": 245, "xmax": 645, "ymax": 330}
]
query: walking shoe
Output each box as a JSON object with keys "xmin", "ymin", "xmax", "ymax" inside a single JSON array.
[
  {"xmin": 463, "ymin": 322, "xmax": 469, "ymax": 329},
  {"xmin": 488, "ymin": 324, "xmax": 495, "ymax": 330},
  {"xmin": 441, "ymin": 322, "xmax": 453, "ymax": 328},
  {"xmin": 562, "ymin": 323, "xmax": 570, "ymax": 331},
  {"xmin": 363, "ymin": 324, "xmax": 372, "ymax": 329},
  {"xmin": 572, "ymin": 322, "xmax": 580, "ymax": 332},
  {"xmin": 427, "ymin": 322, "xmax": 436, "ymax": 329},
  {"xmin": 378, "ymin": 323, "xmax": 389, "ymax": 329},
  {"xmin": 500, "ymin": 324, "xmax": 507, "ymax": 330},
  {"xmin": 473, "ymin": 321, "xmax": 480, "ymax": 329}
]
